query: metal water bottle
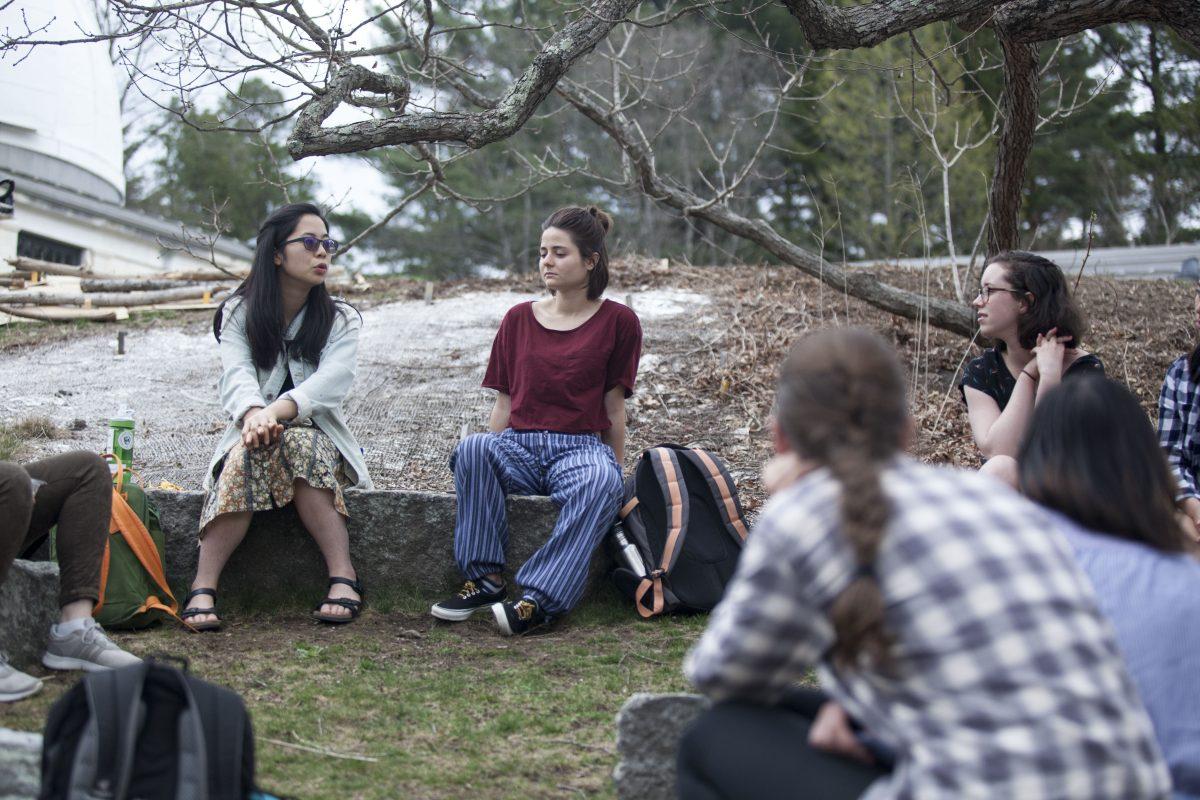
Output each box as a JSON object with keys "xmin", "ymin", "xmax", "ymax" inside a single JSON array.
[{"xmin": 612, "ymin": 519, "xmax": 647, "ymax": 578}]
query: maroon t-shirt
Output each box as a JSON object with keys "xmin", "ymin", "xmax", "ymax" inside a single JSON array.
[{"xmin": 482, "ymin": 299, "xmax": 642, "ymax": 433}]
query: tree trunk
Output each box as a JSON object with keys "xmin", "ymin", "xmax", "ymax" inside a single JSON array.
[
  {"xmin": 1146, "ymin": 28, "xmax": 1174, "ymax": 244},
  {"xmin": 987, "ymin": 36, "xmax": 1039, "ymax": 254}
]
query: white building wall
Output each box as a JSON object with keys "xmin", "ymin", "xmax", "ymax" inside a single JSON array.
[
  {"xmin": 0, "ymin": 0, "xmax": 125, "ymax": 202},
  {"xmin": 0, "ymin": 190, "xmax": 250, "ymax": 277}
]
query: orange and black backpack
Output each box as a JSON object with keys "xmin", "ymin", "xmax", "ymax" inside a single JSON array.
[{"xmin": 610, "ymin": 444, "xmax": 749, "ymax": 617}]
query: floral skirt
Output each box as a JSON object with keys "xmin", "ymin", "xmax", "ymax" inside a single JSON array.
[{"xmin": 199, "ymin": 424, "xmax": 350, "ymax": 536}]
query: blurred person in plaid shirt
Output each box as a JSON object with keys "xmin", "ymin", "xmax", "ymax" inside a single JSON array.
[{"xmin": 677, "ymin": 328, "xmax": 1169, "ymax": 800}]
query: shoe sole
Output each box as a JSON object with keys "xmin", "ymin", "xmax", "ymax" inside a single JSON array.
[
  {"xmin": 0, "ymin": 682, "xmax": 42, "ymax": 702},
  {"xmin": 430, "ymin": 604, "xmax": 487, "ymax": 622},
  {"xmin": 492, "ymin": 603, "xmax": 516, "ymax": 636},
  {"xmin": 42, "ymin": 653, "xmax": 125, "ymax": 672}
]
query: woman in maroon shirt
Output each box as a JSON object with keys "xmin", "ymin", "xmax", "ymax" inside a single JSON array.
[{"xmin": 431, "ymin": 206, "xmax": 642, "ymax": 635}]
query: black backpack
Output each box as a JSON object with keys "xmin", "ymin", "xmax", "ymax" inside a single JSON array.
[
  {"xmin": 40, "ymin": 659, "xmax": 257, "ymax": 800},
  {"xmin": 610, "ymin": 444, "xmax": 749, "ymax": 617}
]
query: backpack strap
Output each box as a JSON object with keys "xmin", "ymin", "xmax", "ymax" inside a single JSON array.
[
  {"xmin": 183, "ymin": 672, "xmax": 247, "ymax": 800},
  {"xmin": 108, "ymin": 487, "xmax": 182, "ymax": 622},
  {"xmin": 674, "ymin": 448, "xmax": 750, "ymax": 544},
  {"xmin": 618, "ymin": 496, "xmax": 639, "ymax": 520},
  {"xmin": 163, "ymin": 668, "xmax": 211, "ymax": 800},
  {"xmin": 72, "ymin": 663, "xmax": 149, "ymax": 800},
  {"xmin": 633, "ymin": 447, "xmax": 690, "ymax": 618}
]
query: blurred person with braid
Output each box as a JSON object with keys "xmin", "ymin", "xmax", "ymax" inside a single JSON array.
[{"xmin": 677, "ymin": 328, "xmax": 1169, "ymax": 800}]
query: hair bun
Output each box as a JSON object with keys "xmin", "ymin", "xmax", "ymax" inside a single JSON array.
[{"xmin": 587, "ymin": 206, "xmax": 613, "ymax": 235}]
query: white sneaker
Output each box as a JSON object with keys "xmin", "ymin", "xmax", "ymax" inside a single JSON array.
[
  {"xmin": 0, "ymin": 652, "xmax": 43, "ymax": 702},
  {"xmin": 42, "ymin": 618, "xmax": 142, "ymax": 672}
]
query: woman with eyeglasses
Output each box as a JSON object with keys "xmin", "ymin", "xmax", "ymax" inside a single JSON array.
[
  {"xmin": 960, "ymin": 250, "xmax": 1102, "ymax": 487},
  {"xmin": 1020, "ymin": 374, "xmax": 1200, "ymax": 798},
  {"xmin": 183, "ymin": 203, "xmax": 371, "ymax": 631},
  {"xmin": 1158, "ymin": 283, "xmax": 1200, "ymax": 542}
]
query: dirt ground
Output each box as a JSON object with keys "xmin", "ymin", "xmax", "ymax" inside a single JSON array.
[
  {"xmin": 1, "ymin": 259, "xmax": 1194, "ymax": 514},
  {"xmin": 0, "ymin": 271, "xmax": 715, "ymax": 491}
]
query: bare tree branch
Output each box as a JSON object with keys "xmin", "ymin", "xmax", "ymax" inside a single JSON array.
[
  {"xmin": 779, "ymin": 0, "xmax": 998, "ymax": 51},
  {"xmin": 285, "ymin": 0, "xmax": 642, "ymax": 159},
  {"xmin": 556, "ymin": 79, "xmax": 976, "ymax": 337}
]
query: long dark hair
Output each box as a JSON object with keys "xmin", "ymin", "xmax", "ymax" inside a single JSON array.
[
  {"xmin": 987, "ymin": 250, "xmax": 1086, "ymax": 351},
  {"xmin": 1018, "ymin": 374, "xmax": 1185, "ymax": 553},
  {"xmin": 543, "ymin": 206, "xmax": 612, "ymax": 300},
  {"xmin": 213, "ymin": 203, "xmax": 351, "ymax": 369},
  {"xmin": 775, "ymin": 328, "xmax": 910, "ymax": 671}
]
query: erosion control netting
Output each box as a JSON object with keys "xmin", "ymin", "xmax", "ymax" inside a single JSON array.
[{"xmin": 1, "ymin": 289, "xmax": 713, "ymax": 491}]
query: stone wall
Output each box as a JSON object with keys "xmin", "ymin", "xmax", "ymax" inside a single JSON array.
[
  {"xmin": 0, "ymin": 560, "xmax": 58, "ymax": 669},
  {"xmin": 147, "ymin": 490, "xmax": 608, "ymax": 607},
  {"xmin": 0, "ymin": 729, "xmax": 40, "ymax": 800},
  {"xmin": 613, "ymin": 693, "xmax": 710, "ymax": 800}
]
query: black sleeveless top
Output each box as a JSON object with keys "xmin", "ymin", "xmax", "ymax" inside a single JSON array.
[{"xmin": 959, "ymin": 348, "xmax": 1104, "ymax": 411}]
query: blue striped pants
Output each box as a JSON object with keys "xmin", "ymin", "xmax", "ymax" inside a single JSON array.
[{"xmin": 450, "ymin": 429, "xmax": 623, "ymax": 617}]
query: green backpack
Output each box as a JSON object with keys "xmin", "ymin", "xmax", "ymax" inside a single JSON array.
[{"xmin": 94, "ymin": 459, "xmax": 181, "ymax": 630}]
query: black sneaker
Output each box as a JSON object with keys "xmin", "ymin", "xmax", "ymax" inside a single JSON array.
[
  {"xmin": 492, "ymin": 598, "xmax": 548, "ymax": 636},
  {"xmin": 430, "ymin": 580, "xmax": 506, "ymax": 621}
]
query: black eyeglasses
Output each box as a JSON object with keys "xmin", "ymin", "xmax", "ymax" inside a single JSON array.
[
  {"xmin": 283, "ymin": 235, "xmax": 339, "ymax": 255},
  {"xmin": 978, "ymin": 285, "xmax": 1024, "ymax": 303}
]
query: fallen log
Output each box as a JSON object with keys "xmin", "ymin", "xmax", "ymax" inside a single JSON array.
[
  {"xmin": 160, "ymin": 269, "xmax": 247, "ymax": 282},
  {"xmin": 5, "ymin": 257, "xmax": 132, "ymax": 281},
  {"xmin": 81, "ymin": 278, "xmax": 200, "ymax": 293},
  {"xmin": 0, "ymin": 285, "xmax": 230, "ymax": 307},
  {"xmin": 129, "ymin": 300, "xmax": 232, "ymax": 315},
  {"xmin": 0, "ymin": 304, "xmax": 129, "ymax": 322}
]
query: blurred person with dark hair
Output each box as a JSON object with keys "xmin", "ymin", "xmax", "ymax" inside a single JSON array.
[
  {"xmin": 0, "ymin": 452, "xmax": 141, "ymax": 703},
  {"xmin": 430, "ymin": 206, "xmax": 641, "ymax": 635},
  {"xmin": 1158, "ymin": 282, "xmax": 1200, "ymax": 541},
  {"xmin": 183, "ymin": 203, "xmax": 370, "ymax": 631},
  {"xmin": 961, "ymin": 250, "xmax": 1102, "ymax": 488},
  {"xmin": 678, "ymin": 328, "xmax": 1168, "ymax": 800},
  {"xmin": 1021, "ymin": 374, "xmax": 1200, "ymax": 799}
]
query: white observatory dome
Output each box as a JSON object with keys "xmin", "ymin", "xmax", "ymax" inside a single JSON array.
[{"xmin": 0, "ymin": 0, "xmax": 126, "ymax": 203}]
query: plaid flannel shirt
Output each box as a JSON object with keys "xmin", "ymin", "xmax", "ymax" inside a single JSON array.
[
  {"xmin": 685, "ymin": 458, "xmax": 1171, "ymax": 800},
  {"xmin": 1158, "ymin": 356, "xmax": 1199, "ymax": 502}
]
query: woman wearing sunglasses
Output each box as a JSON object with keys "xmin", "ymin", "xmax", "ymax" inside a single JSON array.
[
  {"xmin": 960, "ymin": 250, "xmax": 1102, "ymax": 487},
  {"xmin": 183, "ymin": 203, "xmax": 371, "ymax": 631}
]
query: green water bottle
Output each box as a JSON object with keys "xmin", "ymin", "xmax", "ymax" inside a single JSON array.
[{"xmin": 109, "ymin": 410, "xmax": 135, "ymax": 472}]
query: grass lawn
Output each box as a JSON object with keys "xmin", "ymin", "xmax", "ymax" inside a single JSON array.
[{"xmin": 0, "ymin": 596, "xmax": 708, "ymax": 799}]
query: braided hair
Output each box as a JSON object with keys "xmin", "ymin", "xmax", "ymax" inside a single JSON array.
[{"xmin": 775, "ymin": 328, "xmax": 910, "ymax": 671}]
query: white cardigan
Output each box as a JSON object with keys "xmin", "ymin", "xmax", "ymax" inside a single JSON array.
[{"xmin": 204, "ymin": 296, "xmax": 374, "ymax": 491}]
